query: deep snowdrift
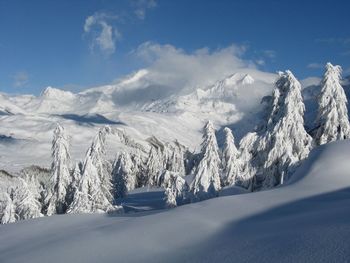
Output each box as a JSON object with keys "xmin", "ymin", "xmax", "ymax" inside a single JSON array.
[{"xmin": 1, "ymin": 140, "xmax": 350, "ymax": 263}]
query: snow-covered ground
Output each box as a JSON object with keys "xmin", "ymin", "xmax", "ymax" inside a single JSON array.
[{"xmin": 1, "ymin": 140, "xmax": 349, "ymax": 263}]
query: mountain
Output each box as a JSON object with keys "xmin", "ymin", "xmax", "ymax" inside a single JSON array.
[{"xmin": 0, "ymin": 69, "xmax": 276, "ymax": 172}]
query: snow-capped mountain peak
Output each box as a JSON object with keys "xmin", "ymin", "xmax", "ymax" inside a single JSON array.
[
  {"xmin": 41, "ymin": 86, "xmax": 75, "ymax": 100},
  {"xmin": 240, "ymin": 74, "xmax": 255, "ymax": 85}
]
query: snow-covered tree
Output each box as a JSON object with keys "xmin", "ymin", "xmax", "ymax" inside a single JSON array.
[
  {"xmin": 0, "ymin": 193, "xmax": 16, "ymax": 224},
  {"xmin": 46, "ymin": 123, "xmax": 71, "ymax": 215},
  {"xmin": 237, "ymin": 132, "xmax": 258, "ymax": 191},
  {"xmin": 131, "ymin": 151, "xmax": 147, "ymax": 187},
  {"xmin": 314, "ymin": 62, "xmax": 350, "ymax": 145},
  {"xmin": 190, "ymin": 121, "xmax": 222, "ymax": 199},
  {"xmin": 221, "ymin": 127, "xmax": 240, "ymax": 186},
  {"xmin": 165, "ymin": 141, "xmax": 186, "ymax": 176},
  {"xmin": 12, "ymin": 178, "xmax": 43, "ymax": 220},
  {"xmin": 162, "ymin": 171, "xmax": 188, "ymax": 208},
  {"xmin": 251, "ymin": 71, "xmax": 313, "ymax": 189},
  {"xmin": 66, "ymin": 162, "xmax": 82, "ymax": 205},
  {"xmin": 68, "ymin": 126, "xmax": 114, "ymax": 214},
  {"xmin": 146, "ymin": 147, "xmax": 164, "ymax": 187},
  {"xmin": 112, "ymin": 152, "xmax": 137, "ymax": 199}
]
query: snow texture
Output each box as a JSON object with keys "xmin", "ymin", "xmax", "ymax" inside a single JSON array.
[{"xmin": 1, "ymin": 140, "xmax": 350, "ymax": 263}]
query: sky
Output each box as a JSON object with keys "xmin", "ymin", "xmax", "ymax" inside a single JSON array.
[{"xmin": 1, "ymin": 0, "xmax": 350, "ymax": 95}]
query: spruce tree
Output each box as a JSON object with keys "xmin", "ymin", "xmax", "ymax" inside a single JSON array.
[
  {"xmin": 254, "ymin": 70, "xmax": 313, "ymax": 189},
  {"xmin": 68, "ymin": 126, "xmax": 114, "ymax": 213},
  {"xmin": 146, "ymin": 147, "xmax": 164, "ymax": 187},
  {"xmin": 162, "ymin": 171, "xmax": 188, "ymax": 208},
  {"xmin": 46, "ymin": 123, "xmax": 71, "ymax": 215},
  {"xmin": 237, "ymin": 132, "xmax": 259, "ymax": 191},
  {"xmin": 221, "ymin": 127, "xmax": 240, "ymax": 186},
  {"xmin": 314, "ymin": 62, "xmax": 350, "ymax": 145},
  {"xmin": 0, "ymin": 193, "xmax": 16, "ymax": 224},
  {"xmin": 12, "ymin": 179, "xmax": 43, "ymax": 220},
  {"xmin": 112, "ymin": 152, "xmax": 137, "ymax": 199},
  {"xmin": 190, "ymin": 121, "xmax": 221, "ymax": 199}
]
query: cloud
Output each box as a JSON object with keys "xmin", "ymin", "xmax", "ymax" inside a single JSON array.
[
  {"xmin": 84, "ymin": 12, "xmax": 120, "ymax": 56},
  {"xmin": 255, "ymin": 59, "xmax": 265, "ymax": 66},
  {"xmin": 307, "ymin": 63, "xmax": 324, "ymax": 69},
  {"xmin": 13, "ymin": 71, "xmax": 29, "ymax": 88},
  {"xmin": 316, "ymin": 37, "xmax": 350, "ymax": 45},
  {"xmin": 344, "ymin": 67, "xmax": 350, "ymax": 75},
  {"xmin": 131, "ymin": 0, "xmax": 157, "ymax": 20},
  {"xmin": 262, "ymin": 50, "xmax": 276, "ymax": 59},
  {"xmin": 111, "ymin": 42, "xmax": 276, "ymax": 112},
  {"xmin": 127, "ymin": 42, "xmax": 264, "ymax": 94}
]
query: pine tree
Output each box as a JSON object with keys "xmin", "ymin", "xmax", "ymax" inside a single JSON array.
[
  {"xmin": 314, "ymin": 62, "xmax": 350, "ymax": 145},
  {"xmin": 68, "ymin": 126, "xmax": 114, "ymax": 213},
  {"xmin": 12, "ymin": 178, "xmax": 43, "ymax": 220},
  {"xmin": 165, "ymin": 141, "xmax": 186, "ymax": 176},
  {"xmin": 46, "ymin": 123, "xmax": 71, "ymax": 215},
  {"xmin": 112, "ymin": 152, "xmax": 137, "ymax": 199},
  {"xmin": 221, "ymin": 127, "xmax": 240, "ymax": 186},
  {"xmin": 146, "ymin": 147, "xmax": 164, "ymax": 187},
  {"xmin": 190, "ymin": 121, "xmax": 222, "ymax": 199},
  {"xmin": 0, "ymin": 193, "xmax": 16, "ymax": 224},
  {"xmin": 162, "ymin": 171, "xmax": 188, "ymax": 208},
  {"xmin": 66, "ymin": 162, "xmax": 82, "ymax": 205},
  {"xmin": 132, "ymin": 151, "xmax": 147, "ymax": 187},
  {"xmin": 253, "ymin": 70, "xmax": 313, "ymax": 189},
  {"xmin": 237, "ymin": 132, "xmax": 259, "ymax": 191}
]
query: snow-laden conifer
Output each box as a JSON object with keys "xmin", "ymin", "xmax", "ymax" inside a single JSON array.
[
  {"xmin": 221, "ymin": 127, "xmax": 240, "ymax": 186},
  {"xmin": 46, "ymin": 123, "xmax": 71, "ymax": 215},
  {"xmin": 315, "ymin": 62, "xmax": 350, "ymax": 145},
  {"xmin": 237, "ymin": 132, "xmax": 258, "ymax": 190},
  {"xmin": 68, "ymin": 126, "xmax": 114, "ymax": 213},
  {"xmin": 12, "ymin": 178, "xmax": 43, "ymax": 220},
  {"xmin": 146, "ymin": 147, "xmax": 164, "ymax": 187},
  {"xmin": 190, "ymin": 121, "xmax": 221, "ymax": 199},
  {"xmin": 253, "ymin": 71, "xmax": 313, "ymax": 189},
  {"xmin": 165, "ymin": 141, "xmax": 186, "ymax": 176},
  {"xmin": 162, "ymin": 171, "xmax": 188, "ymax": 208},
  {"xmin": 0, "ymin": 193, "xmax": 16, "ymax": 224},
  {"xmin": 112, "ymin": 152, "xmax": 137, "ymax": 199}
]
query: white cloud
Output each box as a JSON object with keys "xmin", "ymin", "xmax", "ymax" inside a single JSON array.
[
  {"xmin": 255, "ymin": 59, "xmax": 265, "ymax": 66},
  {"xmin": 129, "ymin": 42, "xmax": 261, "ymax": 93},
  {"xmin": 316, "ymin": 37, "xmax": 350, "ymax": 45},
  {"xmin": 262, "ymin": 50, "xmax": 276, "ymax": 59},
  {"xmin": 111, "ymin": 42, "xmax": 276, "ymax": 109},
  {"xmin": 13, "ymin": 71, "xmax": 29, "ymax": 88},
  {"xmin": 84, "ymin": 12, "xmax": 120, "ymax": 56},
  {"xmin": 131, "ymin": 0, "xmax": 157, "ymax": 20},
  {"xmin": 307, "ymin": 63, "xmax": 324, "ymax": 69}
]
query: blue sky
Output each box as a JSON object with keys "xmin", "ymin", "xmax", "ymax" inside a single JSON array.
[{"xmin": 1, "ymin": 0, "xmax": 350, "ymax": 94}]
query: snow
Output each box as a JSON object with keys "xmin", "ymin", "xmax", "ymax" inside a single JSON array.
[
  {"xmin": 0, "ymin": 69, "xmax": 276, "ymax": 172},
  {"xmin": 0, "ymin": 140, "xmax": 350, "ymax": 262}
]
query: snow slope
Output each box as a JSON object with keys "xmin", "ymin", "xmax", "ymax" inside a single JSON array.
[
  {"xmin": 0, "ymin": 70, "xmax": 276, "ymax": 172},
  {"xmin": 1, "ymin": 140, "xmax": 350, "ymax": 263}
]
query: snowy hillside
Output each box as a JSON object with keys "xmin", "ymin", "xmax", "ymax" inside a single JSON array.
[
  {"xmin": 1, "ymin": 140, "xmax": 349, "ymax": 263},
  {"xmin": 0, "ymin": 69, "xmax": 276, "ymax": 172}
]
